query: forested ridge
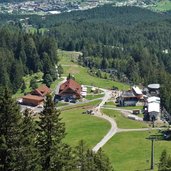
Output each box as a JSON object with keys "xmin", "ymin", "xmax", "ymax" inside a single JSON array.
[
  {"xmin": 1, "ymin": 5, "xmax": 171, "ymax": 112},
  {"xmin": 31, "ymin": 5, "xmax": 171, "ymax": 113}
]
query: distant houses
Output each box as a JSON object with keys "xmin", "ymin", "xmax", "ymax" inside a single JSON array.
[
  {"xmin": 118, "ymin": 86, "xmax": 143, "ymax": 107},
  {"xmin": 22, "ymin": 84, "xmax": 51, "ymax": 106},
  {"xmin": 118, "ymin": 83, "xmax": 161, "ymax": 121},
  {"xmin": 144, "ymin": 84, "xmax": 161, "ymax": 121},
  {"xmin": 54, "ymin": 78, "xmax": 88, "ymax": 102}
]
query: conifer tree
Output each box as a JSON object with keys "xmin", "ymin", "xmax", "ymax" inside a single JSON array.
[
  {"xmin": 20, "ymin": 109, "xmax": 40, "ymax": 171},
  {"xmin": 158, "ymin": 150, "xmax": 171, "ymax": 171},
  {"xmin": 75, "ymin": 141, "xmax": 114, "ymax": 171},
  {"xmin": 36, "ymin": 95, "xmax": 74, "ymax": 171},
  {"xmin": 0, "ymin": 89, "xmax": 23, "ymax": 170}
]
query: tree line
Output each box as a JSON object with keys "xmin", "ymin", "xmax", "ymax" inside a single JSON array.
[
  {"xmin": 0, "ymin": 89, "xmax": 114, "ymax": 171},
  {"xmin": 0, "ymin": 25, "xmax": 60, "ymax": 93}
]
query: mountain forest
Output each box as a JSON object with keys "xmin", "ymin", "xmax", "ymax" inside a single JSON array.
[
  {"xmin": 1, "ymin": 5, "xmax": 171, "ymax": 111},
  {"xmin": 1, "ymin": 3, "xmax": 171, "ymax": 171},
  {"xmin": 19, "ymin": 5, "xmax": 171, "ymax": 113}
]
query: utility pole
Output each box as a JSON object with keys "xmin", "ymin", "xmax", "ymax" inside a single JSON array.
[
  {"xmin": 147, "ymin": 134, "xmax": 158, "ymax": 170},
  {"xmin": 151, "ymin": 138, "xmax": 154, "ymax": 170}
]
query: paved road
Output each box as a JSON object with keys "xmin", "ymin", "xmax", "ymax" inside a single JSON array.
[{"xmin": 92, "ymin": 90, "xmax": 118, "ymax": 152}]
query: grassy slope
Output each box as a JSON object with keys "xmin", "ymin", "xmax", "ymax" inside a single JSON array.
[
  {"xmin": 56, "ymin": 50, "xmax": 171, "ymax": 171},
  {"xmin": 86, "ymin": 93, "xmax": 104, "ymax": 100},
  {"xmin": 103, "ymin": 131, "xmax": 171, "ymax": 171},
  {"xmin": 58, "ymin": 50, "xmax": 130, "ymax": 90},
  {"xmin": 102, "ymin": 108, "xmax": 148, "ymax": 129},
  {"xmin": 61, "ymin": 108, "xmax": 110, "ymax": 148},
  {"xmin": 151, "ymin": 0, "xmax": 171, "ymax": 11}
]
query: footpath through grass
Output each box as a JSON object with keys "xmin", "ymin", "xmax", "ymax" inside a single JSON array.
[
  {"xmin": 103, "ymin": 131, "xmax": 171, "ymax": 171},
  {"xmin": 102, "ymin": 108, "xmax": 148, "ymax": 129},
  {"xmin": 61, "ymin": 108, "xmax": 110, "ymax": 148}
]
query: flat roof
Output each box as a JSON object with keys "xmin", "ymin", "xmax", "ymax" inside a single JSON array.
[
  {"xmin": 148, "ymin": 84, "xmax": 160, "ymax": 89},
  {"xmin": 147, "ymin": 96, "xmax": 160, "ymax": 103},
  {"xmin": 148, "ymin": 102, "xmax": 160, "ymax": 113}
]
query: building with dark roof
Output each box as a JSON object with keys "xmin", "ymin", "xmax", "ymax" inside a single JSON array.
[
  {"xmin": 58, "ymin": 79, "xmax": 81, "ymax": 99},
  {"xmin": 118, "ymin": 90, "xmax": 139, "ymax": 106}
]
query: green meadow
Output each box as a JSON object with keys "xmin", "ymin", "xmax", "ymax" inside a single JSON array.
[
  {"xmin": 61, "ymin": 108, "xmax": 110, "ymax": 148},
  {"xmin": 58, "ymin": 50, "xmax": 130, "ymax": 90},
  {"xmin": 103, "ymin": 131, "xmax": 171, "ymax": 171},
  {"xmin": 102, "ymin": 109, "xmax": 148, "ymax": 129},
  {"xmin": 151, "ymin": 0, "xmax": 171, "ymax": 12}
]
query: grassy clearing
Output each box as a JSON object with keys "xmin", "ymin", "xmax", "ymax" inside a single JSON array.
[
  {"xmin": 60, "ymin": 99, "xmax": 101, "ymax": 111},
  {"xmin": 56, "ymin": 101, "xmax": 69, "ymax": 107},
  {"xmin": 104, "ymin": 101, "xmax": 116, "ymax": 106},
  {"xmin": 58, "ymin": 50, "xmax": 82, "ymax": 65},
  {"xmin": 61, "ymin": 108, "xmax": 110, "ymax": 148},
  {"xmin": 62, "ymin": 64, "xmax": 129, "ymax": 90},
  {"xmin": 103, "ymin": 131, "xmax": 171, "ymax": 171},
  {"xmin": 28, "ymin": 27, "xmax": 48, "ymax": 35},
  {"xmin": 58, "ymin": 50, "xmax": 130, "ymax": 90},
  {"xmin": 86, "ymin": 93, "xmax": 104, "ymax": 100},
  {"xmin": 151, "ymin": 0, "xmax": 171, "ymax": 11},
  {"xmin": 117, "ymin": 105, "xmax": 143, "ymax": 110},
  {"xmin": 102, "ymin": 109, "xmax": 148, "ymax": 129}
]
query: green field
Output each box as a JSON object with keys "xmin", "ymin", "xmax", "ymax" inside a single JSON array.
[
  {"xmin": 151, "ymin": 0, "xmax": 171, "ymax": 12},
  {"xmin": 102, "ymin": 109, "xmax": 148, "ymax": 129},
  {"xmin": 58, "ymin": 50, "xmax": 82, "ymax": 65},
  {"xmin": 103, "ymin": 131, "xmax": 171, "ymax": 171},
  {"xmin": 61, "ymin": 108, "xmax": 110, "ymax": 148},
  {"xmin": 86, "ymin": 93, "xmax": 104, "ymax": 100},
  {"xmin": 59, "ymin": 99, "xmax": 101, "ymax": 111},
  {"xmin": 117, "ymin": 105, "xmax": 143, "ymax": 110},
  {"xmin": 58, "ymin": 50, "xmax": 130, "ymax": 90}
]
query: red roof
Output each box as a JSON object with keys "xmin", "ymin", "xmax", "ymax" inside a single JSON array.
[
  {"xmin": 23, "ymin": 94, "xmax": 44, "ymax": 101},
  {"xmin": 59, "ymin": 79, "xmax": 81, "ymax": 96},
  {"xmin": 32, "ymin": 84, "xmax": 51, "ymax": 97}
]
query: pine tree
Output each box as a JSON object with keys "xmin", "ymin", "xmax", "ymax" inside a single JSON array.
[
  {"xmin": 30, "ymin": 77, "xmax": 38, "ymax": 90},
  {"xmin": 75, "ymin": 141, "xmax": 114, "ymax": 171},
  {"xmin": 20, "ymin": 109, "xmax": 40, "ymax": 171},
  {"xmin": 36, "ymin": 95, "xmax": 74, "ymax": 171},
  {"xmin": 158, "ymin": 150, "xmax": 171, "ymax": 171},
  {"xmin": 94, "ymin": 148, "xmax": 114, "ymax": 171},
  {"xmin": 0, "ymin": 89, "xmax": 23, "ymax": 170},
  {"xmin": 75, "ymin": 140, "xmax": 88, "ymax": 171},
  {"xmin": 21, "ymin": 79, "xmax": 26, "ymax": 93},
  {"xmin": 43, "ymin": 73, "xmax": 53, "ymax": 87}
]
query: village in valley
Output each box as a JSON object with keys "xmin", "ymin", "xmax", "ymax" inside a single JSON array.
[
  {"xmin": 19, "ymin": 64, "xmax": 167, "ymax": 126},
  {"xmin": 15, "ymin": 50, "xmax": 171, "ymax": 163}
]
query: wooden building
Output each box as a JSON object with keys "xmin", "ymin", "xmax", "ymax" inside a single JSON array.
[
  {"xmin": 58, "ymin": 79, "xmax": 81, "ymax": 99},
  {"xmin": 32, "ymin": 84, "xmax": 51, "ymax": 97},
  {"xmin": 22, "ymin": 84, "xmax": 51, "ymax": 106},
  {"xmin": 22, "ymin": 94, "xmax": 44, "ymax": 106}
]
